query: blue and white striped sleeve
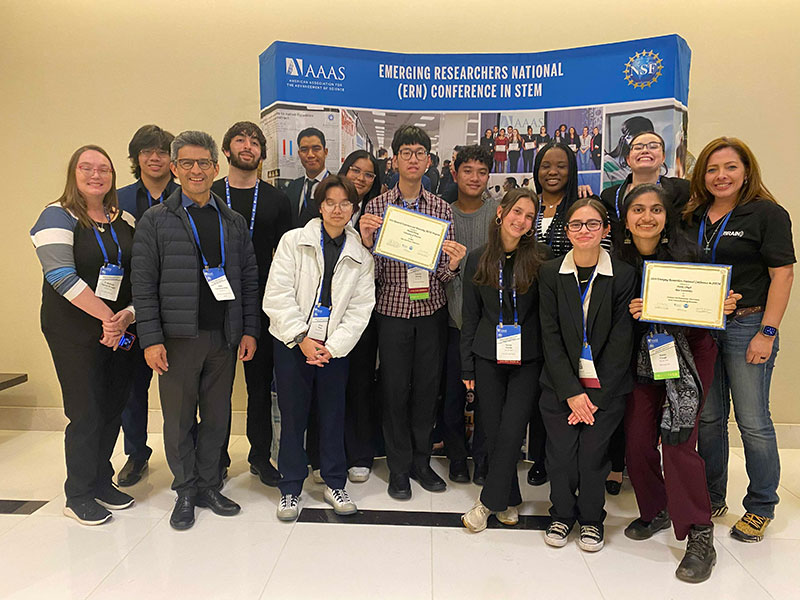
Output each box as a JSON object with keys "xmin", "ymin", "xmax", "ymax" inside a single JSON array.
[{"xmin": 30, "ymin": 205, "xmax": 88, "ymax": 301}]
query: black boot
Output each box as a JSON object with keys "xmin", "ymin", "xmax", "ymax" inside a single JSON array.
[{"xmin": 676, "ymin": 524, "xmax": 716, "ymax": 583}]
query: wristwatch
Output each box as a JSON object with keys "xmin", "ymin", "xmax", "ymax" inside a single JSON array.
[
  {"xmin": 760, "ymin": 325, "xmax": 778, "ymax": 337},
  {"xmin": 293, "ymin": 332, "xmax": 306, "ymax": 345}
]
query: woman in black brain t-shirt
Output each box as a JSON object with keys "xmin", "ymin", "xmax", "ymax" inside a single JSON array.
[{"xmin": 683, "ymin": 137, "xmax": 795, "ymax": 544}]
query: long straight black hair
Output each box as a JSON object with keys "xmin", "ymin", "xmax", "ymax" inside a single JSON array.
[{"xmin": 472, "ymin": 189, "xmax": 544, "ymax": 294}]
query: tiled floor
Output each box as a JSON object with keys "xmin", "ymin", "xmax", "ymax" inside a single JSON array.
[{"xmin": 0, "ymin": 430, "xmax": 798, "ymax": 599}]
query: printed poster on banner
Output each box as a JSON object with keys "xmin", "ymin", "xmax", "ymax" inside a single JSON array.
[{"xmin": 258, "ymin": 36, "xmax": 690, "ymax": 199}]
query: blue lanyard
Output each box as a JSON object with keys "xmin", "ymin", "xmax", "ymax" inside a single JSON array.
[
  {"xmin": 146, "ymin": 190, "xmax": 163, "ymax": 207},
  {"xmin": 498, "ymin": 260, "xmax": 518, "ymax": 326},
  {"xmin": 92, "ymin": 213, "xmax": 122, "ymax": 266},
  {"xmin": 224, "ymin": 177, "xmax": 258, "ymax": 237},
  {"xmin": 184, "ymin": 205, "xmax": 225, "ymax": 269},
  {"xmin": 615, "ymin": 175, "xmax": 661, "ymax": 219},
  {"xmin": 697, "ymin": 207, "xmax": 733, "ymax": 263},
  {"xmin": 318, "ymin": 224, "xmax": 344, "ymax": 306},
  {"xmin": 577, "ymin": 267, "xmax": 597, "ymax": 345}
]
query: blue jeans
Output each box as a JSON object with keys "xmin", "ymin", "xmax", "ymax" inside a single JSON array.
[{"xmin": 698, "ymin": 312, "xmax": 780, "ymax": 518}]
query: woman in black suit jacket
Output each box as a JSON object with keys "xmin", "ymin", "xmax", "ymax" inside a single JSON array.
[
  {"xmin": 460, "ymin": 189, "xmax": 551, "ymax": 532},
  {"xmin": 539, "ymin": 197, "xmax": 636, "ymax": 552}
]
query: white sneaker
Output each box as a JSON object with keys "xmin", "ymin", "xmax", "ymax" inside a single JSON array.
[
  {"xmin": 578, "ymin": 524, "xmax": 605, "ymax": 552},
  {"xmin": 324, "ymin": 487, "xmax": 357, "ymax": 515},
  {"xmin": 497, "ymin": 505, "xmax": 519, "ymax": 526},
  {"xmin": 277, "ymin": 494, "xmax": 300, "ymax": 521},
  {"xmin": 348, "ymin": 467, "xmax": 371, "ymax": 483},
  {"xmin": 312, "ymin": 469, "xmax": 324, "ymax": 484},
  {"xmin": 545, "ymin": 520, "xmax": 572, "ymax": 547},
  {"xmin": 462, "ymin": 502, "xmax": 492, "ymax": 533}
]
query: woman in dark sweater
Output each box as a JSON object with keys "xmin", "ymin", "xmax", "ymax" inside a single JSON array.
[{"xmin": 460, "ymin": 189, "xmax": 550, "ymax": 532}]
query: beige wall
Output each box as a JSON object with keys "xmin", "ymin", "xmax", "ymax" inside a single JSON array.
[{"xmin": 1, "ymin": 0, "xmax": 799, "ymax": 421}]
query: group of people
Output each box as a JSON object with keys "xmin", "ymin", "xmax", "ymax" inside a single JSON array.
[
  {"xmin": 31, "ymin": 117, "xmax": 793, "ymax": 585},
  {"xmin": 480, "ymin": 123, "xmax": 602, "ymax": 173}
]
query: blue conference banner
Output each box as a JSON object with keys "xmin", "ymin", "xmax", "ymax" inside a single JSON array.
[{"xmin": 260, "ymin": 35, "xmax": 690, "ymax": 112}]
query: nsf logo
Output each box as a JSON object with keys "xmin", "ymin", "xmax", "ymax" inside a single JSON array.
[{"xmin": 624, "ymin": 50, "xmax": 663, "ymax": 89}]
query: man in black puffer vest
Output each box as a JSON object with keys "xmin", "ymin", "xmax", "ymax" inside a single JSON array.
[{"xmin": 132, "ymin": 130, "xmax": 259, "ymax": 531}]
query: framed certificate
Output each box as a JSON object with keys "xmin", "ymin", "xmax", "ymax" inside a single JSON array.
[
  {"xmin": 640, "ymin": 261, "xmax": 732, "ymax": 330},
  {"xmin": 373, "ymin": 204, "xmax": 450, "ymax": 271}
]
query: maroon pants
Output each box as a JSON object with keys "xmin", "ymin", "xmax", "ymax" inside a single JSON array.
[{"xmin": 625, "ymin": 329, "xmax": 716, "ymax": 540}]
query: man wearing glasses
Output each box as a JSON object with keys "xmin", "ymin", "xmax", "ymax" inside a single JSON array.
[
  {"xmin": 211, "ymin": 121, "xmax": 292, "ymax": 488},
  {"xmin": 359, "ymin": 126, "xmax": 467, "ymax": 499},
  {"xmin": 116, "ymin": 124, "xmax": 179, "ymax": 487},
  {"xmin": 286, "ymin": 127, "xmax": 330, "ymax": 227},
  {"xmin": 132, "ymin": 130, "xmax": 260, "ymax": 530}
]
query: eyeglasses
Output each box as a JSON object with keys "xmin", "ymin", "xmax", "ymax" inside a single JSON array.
[
  {"xmin": 348, "ymin": 165, "xmax": 376, "ymax": 181},
  {"xmin": 631, "ymin": 141, "xmax": 663, "ymax": 152},
  {"xmin": 397, "ymin": 149, "xmax": 429, "ymax": 161},
  {"xmin": 321, "ymin": 200, "xmax": 353, "ymax": 212},
  {"xmin": 77, "ymin": 164, "xmax": 112, "ymax": 177},
  {"xmin": 566, "ymin": 219, "xmax": 604, "ymax": 232},
  {"xmin": 139, "ymin": 148, "xmax": 170, "ymax": 158},
  {"xmin": 175, "ymin": 158, "xmax": 216, "ymax": 170}
]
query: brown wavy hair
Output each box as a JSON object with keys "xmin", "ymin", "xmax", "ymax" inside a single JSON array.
[
  {"xmin": 56, "ymin": 145, "xmax": 119, "ymax": 229},
  {"xmin": 473, "ymin": 189, "xmax": 544, "ymax": 294},
  {"xmin": 683, "ymin": 137, "xmax": 777, "ymax": 223}
]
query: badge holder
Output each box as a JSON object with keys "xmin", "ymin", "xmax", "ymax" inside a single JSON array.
[
  {"xmin": 308, "ymin": 223, "xmax": 345, "ymax": 341},
  {"xmin": 495, "ymin": 262, "xmax": 521, "ymax": 365},
  {"xmin": 407, "ymin": 266, "xmax": 430, "ymax": 301},
  {"xmin": 577, "ymin": 269, "xmax": 601, "ymax": 389},
  {"xmin": 185, "ymin": 206, "xmax": 236, "ymax": 302},
  {"xmin": 93, "ymin": 216, "xmax": 124, "ymax": 302},
  {"xmin": 647, "ymin": 330, "xmax": 680, "ymax": 380}
]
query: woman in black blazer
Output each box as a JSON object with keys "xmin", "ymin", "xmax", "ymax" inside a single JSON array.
[
  {"xmin": 460, "ymin": 189, "xmax": 551, "ymax": 532},
  {"xmin": 539, "ymin": 197, "xmax": 637, "ymax": 552}
]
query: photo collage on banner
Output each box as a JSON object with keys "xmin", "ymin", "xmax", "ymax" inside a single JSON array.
[{"xmin": 259, "ymin": 37, "xmax": 691, "ymax": 203}]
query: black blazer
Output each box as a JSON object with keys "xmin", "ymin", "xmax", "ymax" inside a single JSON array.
[
  {"xmin": 600, "ymin": 175, "xmax": 690, "ymax": 240},
  {"xmin": 460, "ymin": 244, "xmax": 551, "ymax": 379},
  {"xmin": 538, "ymin": 253, "xmax": 637, "ymax": 409}
]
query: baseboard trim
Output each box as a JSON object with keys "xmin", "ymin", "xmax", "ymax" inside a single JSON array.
[{"xmin": 1, "ymin": 405, "xmax": 800, "ymax": 448}]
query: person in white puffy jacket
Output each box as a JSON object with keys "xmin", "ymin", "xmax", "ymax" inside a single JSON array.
[{"xmin": 264, "ymin": 175, "xmax": 375, "ymax": 521}]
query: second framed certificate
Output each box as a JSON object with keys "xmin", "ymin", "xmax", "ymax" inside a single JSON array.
[
  {"xmin": 641, "ymin": 261, "xmax": 732, "ymax": 330},
  {"xmin": 373, "ymin": 204, "xmax": 450, "ymax": 271}
]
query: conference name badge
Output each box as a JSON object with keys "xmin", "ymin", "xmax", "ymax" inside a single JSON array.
[
  {"xmin": 578, "ymin": 343, "xmax": 601, "ymax": 388},
  {"xmin": 96, "ymin": 264, "xmax": 124, "ymax": 301},
  {"xmin": 647, "ymin": 333, "xmax": 680, "ymax": 380},
  {"xmin": 407, "ymin": 266, "xmax": 430, "ymax": 301},
  {"xmin": 308, "ymin": 305, "xmax": 331, "ymax": 343},
  {"xmin": 203, "ymin": 267, "xmax": 235, "ymax": 301},
  {"xmin": 496, "ymin": 324, "xmax": 521, "ymax": 365}
]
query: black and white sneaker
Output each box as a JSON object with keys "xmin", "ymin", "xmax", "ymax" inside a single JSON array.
[
  {"xmin": 95, "ymin": 483, "xmax": 135, "ymax": 510},
  {"xmin": 578, "ymin": 524, "xmax": 605, "ymax": 552},
  {"xmin": 277, "ymin": 494, "xmax": 300, "ymax": 521},
  {"xmin": 64, "ymin": 498, "xmax": 112, "ymax": 526},
  {"xmin": 324, "ymin": 486, "xmax": 357, "ymax": 515},
  {"xmin": 544, "ymin": 520, "xmax": 572, "ymax": 547}
]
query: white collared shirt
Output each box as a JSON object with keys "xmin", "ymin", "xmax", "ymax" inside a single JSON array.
[{"xmin": 559, "ymin": 248, "xmax": 614, "ymax": 319}]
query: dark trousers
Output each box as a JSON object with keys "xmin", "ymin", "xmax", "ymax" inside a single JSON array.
[
  {"xmin": 523, "ymin": 149, "xmax": 535, "ymax": 172},
  {"xmin": 541, "ymin": 389, "xmax": 626, "ymax": 526},
  {"xmin": 527, "ymin": 389, "xmax": 547, "ymax": 465},
  {"xmin": 344, "ymin": 313, "xmax": 379, "ymax": 468},
  {"xmin": 608, "ymin": 421, "xmax": 626, "ymax": 472},
  {"xmin": 220, "ymin": 314, "xmax": 275, "ymax": 468},
  {"xmin": 45, "ymin": 333, "xmax": 134, "ymax": 501},
  {"xmin": 377, "ymin": 308, "xmax": 447, "ymax": 474},
  {"xmin": 508, "ymin": 151, "xmax": 521, "ymax": 173},
  {"xmin": 159, "ymin": 330, "xmax": 235, "ymax": 496},
  {"xmin": 440, "ymin": 327, "xmax": 486, "ymax": 463},
  {"xmin": 476, "ymin": 357, "xmax": 541, "ymax": 512},
  {"xmin": 274, "ymin": 339, "xmax": 348, "ymax": 496},
  {"xmin": 626, "ymin": 330, "xmax": 716, "ymax": 540},
  {"xmin": 120, "ymin": 344, "xmax": 153, "ymax": 461}
]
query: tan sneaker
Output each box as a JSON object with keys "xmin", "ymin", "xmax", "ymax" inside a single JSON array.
[
  {"xmin": 730, "ymin": 512, "xmax": 771, "ymax": 542},
  {"xmin": 462, "ymin": 502, "xmax": 492, "ymax": 532},
  {"xmin": 496, "ymin": 505, "xmax": 519, "ymax": 526}
]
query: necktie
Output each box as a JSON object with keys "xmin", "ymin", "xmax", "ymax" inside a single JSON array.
[{"xmin": 302, "ymin": 178, "xmax": 316, "ymax": 214}]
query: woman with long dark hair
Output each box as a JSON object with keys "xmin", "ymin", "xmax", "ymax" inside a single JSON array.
[
  {"xmin": 460, "ymin": 189, "xmax": 549, "ymax": 531},
  {"xmin": 684, "ymin": 137, "xmax": 794, "ymax": 543},
  {"xmin": 615, "ymin": 183, "xmax": 740, "ymax": 582},
  {"xmin": 539, "ymin": 198, "xmax": 636, "ymax": 552},
  {"xmin": 30, "ymin": 145, "xmax": 138, "ymax": 525}
]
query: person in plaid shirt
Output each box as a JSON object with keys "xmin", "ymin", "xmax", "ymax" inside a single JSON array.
[{"xmin": 360, "ymin": 126, "xmax": 467, "ymax": 499}]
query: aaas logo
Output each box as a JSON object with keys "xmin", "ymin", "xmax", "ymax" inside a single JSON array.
[
  {"xmin": 624, "ymin": 50, "xmax": 663, "ymax": 89},
  {"xmin": 285, "ymin": 57, "xmax": 346, "ymax": 81}
]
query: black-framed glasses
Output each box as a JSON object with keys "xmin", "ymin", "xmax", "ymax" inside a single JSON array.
[
  {"xmin": 630, "ymin": 141, "xmax": 663, "ymax": 152},
  {"xmin": 566, "ymin": 219, "xmax": 604, "ymax": 232},
  {"xmin": 175, "ymin": 158, "xmax": 216, "ymax": 170},
  {"xmin": 397, "ymin": 148, "xmax": 429, "ymax": 161},
  {"xmin": 348, "ymin": 165, "xmax": 376, "ymax": 181}
]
